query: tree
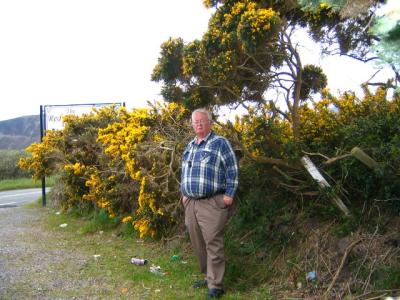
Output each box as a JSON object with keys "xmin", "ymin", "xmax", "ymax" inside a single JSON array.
[{"xmin": 151, "ymin": 0, "xmax": 391, "ymax": 142}]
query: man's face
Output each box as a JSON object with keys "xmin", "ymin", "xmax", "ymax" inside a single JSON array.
[{"xmin": 192, "ymin": 112, "xmax": 212, "ymax": 138}]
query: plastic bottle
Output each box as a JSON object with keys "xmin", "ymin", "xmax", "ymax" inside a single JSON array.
[{"xmin": 130, "ymin": 257, "xmax": 148, "ymax": 265}]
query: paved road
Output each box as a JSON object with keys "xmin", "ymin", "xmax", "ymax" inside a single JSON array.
[{"xmin": 0, "ymin": 188, "xmax": 47, "ymax": 208}]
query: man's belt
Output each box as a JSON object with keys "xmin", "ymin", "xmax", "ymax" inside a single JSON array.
[{"xmin": 191, "ymin": 191, "xmax": 225, "ymax": 200}]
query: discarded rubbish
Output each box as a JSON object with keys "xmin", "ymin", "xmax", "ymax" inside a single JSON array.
[
  {"xmin": 149, "ymin": 264, "xmax": 165, "ymax": 276},
  {"xmin": 93, "ymin": 254, "xmax": 101, "ymax": 260},
  {"xmin": 131, "ymin": 257, "xmax": 148, "ymax": 265},
  {"xmin": 59, "ymin": 223, "xmax": 68, "ymax": 228},
  {"xmin": 306, "ymin": 271, "xmax": 317, "ymax": 281},
  {"xmin": 170, "ymin": 255, "xmax": 180, "ymax": 262},
  {"xmin": 55, "ymin": 211, "xmax": 61, "ymax": 215}
]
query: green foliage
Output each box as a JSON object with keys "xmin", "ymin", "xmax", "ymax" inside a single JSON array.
[
  {"xmin": 118, "ymin": 221, "xmax": 136, "ymax": 239},
  {"xmin": 299, "ymin": 0, "xmax": 400, "ymax": 73},
  {"xmin": 331, "ymin": 216, "xmax": 359, "ymax": 237},
  {"xmin": 80, "ymin": 209, "xmax": 121, "ymax": 234},
  {"xmin": 373, "ymin": 266, "xmax": 400, "ymax": 290},
  {"xmin": 372, "ymin": 16, "xmax": 400, "ymax": 72},
  {"xmin": 299, "ymin": 88, "xmax": 400, "ymax": 215},
  {"xmin": 151, "ymin": 37, "xmax": 185, "ymax": 84},
  {"xmin": 0, "ymin": 150, "xmax": 32, "ymax": 180},
  {"xmin": 151, "ymin": 1, "xmax": 298, "ymax": 110},
  {"xmin": 300, "ymin": 65, "xmax": 328, "ymax": 100},
  {"xmin": 298, "ymin": 0, "xmax": 346, "ymax": 12},
  {"xmin": 152, "ymin": 0, "xmax": 387, "ymax": 142}
]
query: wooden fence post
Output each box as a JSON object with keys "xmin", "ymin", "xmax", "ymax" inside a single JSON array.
[{"xmin": 350, "ymin": 147, "xmax": 379, "ymax": 170}]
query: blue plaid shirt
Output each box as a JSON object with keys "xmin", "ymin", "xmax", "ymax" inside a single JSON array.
[{"xmin": 181, "ymin": 131, "xmax": 238, "ymax": 199}]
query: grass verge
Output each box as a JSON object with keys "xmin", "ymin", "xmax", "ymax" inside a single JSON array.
[
  {"xmin": 0, "ymin": 176, "xmax": 55, "ymax": 191},
  {"xmin": 16, "ymin": 201, "xmax": 271, "ymax": 299}
]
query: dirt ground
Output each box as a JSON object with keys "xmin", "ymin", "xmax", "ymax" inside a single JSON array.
[{"xmin": 0, "ymin": 206, "xmax": 108, "ymax": 299}]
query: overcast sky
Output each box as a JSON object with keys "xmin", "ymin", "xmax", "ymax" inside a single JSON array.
[
  {"xmin": 0, "ymin": 0, "xmax": 395, "ymax": 121},
  {"xmin": 0, "ymin": 0, "xmax": 212, "ymax": 121}
]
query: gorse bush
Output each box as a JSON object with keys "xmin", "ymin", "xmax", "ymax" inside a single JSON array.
[
  {"xmin": 18, "ymin": 88, "xmax": 400, "ymax": 239},
  {"xmin": 299, "ymin": 87, "xmax": 400, "ymax": 214},
  {"xmin": 19, "ymin": 103, "xmax": 192, "ymax": 239}
]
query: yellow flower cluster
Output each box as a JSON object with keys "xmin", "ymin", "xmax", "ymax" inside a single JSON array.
[
  {"xmin": 97, "ymin": 108, "xmax": 153, "ymax": 176},
  {"xmin": 18, "ymin": 130, "xmax": 63, "ymax": 179},
  {"xmin": 83, "ymin": 170, "xmax": 116, "ymax": 216},
  {"xmin": 242, "ymin": 6, "xmax": 277, "ymax": 33},
  {"xmin": 137, "ymin": 177, "xmax": 164, "ymax": 216},
  {"xmin": 64, "ymin": 162, "xmax": 84, "ymax": 175},
  {"xmin": 122, "ymin": 216, "xmax": 133, "ymax": 223},
  {"xmin": 134, "ymin": 219, "xmax": 156, "ymax": 239},
  {"xmin": 231, "ymin": 2, "xmax": 246, "ymax": 16},
  {"xmin": 232, "ymin": 105, "xmax": 293, "ymax": 158},
  {"xmin": 299, "ymin": 87, "xmax": 396, "ymax": 142},
  {"xmin": 304, "ymin": 1, "xmax": 335, "ymax": 21}
]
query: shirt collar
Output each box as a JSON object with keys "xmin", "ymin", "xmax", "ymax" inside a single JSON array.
[{"xmin": 190, "ymin": 130, "xmax": 214, "ymax": 146}]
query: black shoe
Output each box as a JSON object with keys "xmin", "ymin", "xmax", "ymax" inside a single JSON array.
[
  {"xmin": 193, "ymin": 279, "xmax": 208, "ymax": 288},
  {"xmin": 206, "ymin": 288, "xmax": 224, "ymax": 299}
]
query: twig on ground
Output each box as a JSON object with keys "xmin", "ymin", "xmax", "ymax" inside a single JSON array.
[
  {"xmin": 362, "ymin": 257, "xmax": 378, "ymax": 292},
  {"xmin": 324, "ymin": 238, "xmax": 363, "ymax": 299},
  {"xmin": 354, "ymin": 228, "xmax": 379, "ymax": 281},
  {"xmin": 238, "ymin": 228, "xmax": 257, "ymax": 243}
]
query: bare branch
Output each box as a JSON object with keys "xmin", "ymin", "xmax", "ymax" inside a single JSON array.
[{"xmin": 324, "ymin": 238, "xmax": 363, "ymax": 299}]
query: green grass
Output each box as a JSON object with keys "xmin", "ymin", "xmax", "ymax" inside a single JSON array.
[{"xmin": 0, "ymin": 176, "xmax": 55, "ymax": 191}]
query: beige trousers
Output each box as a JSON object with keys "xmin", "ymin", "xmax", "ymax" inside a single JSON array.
[{"xmin": 184, "ymin": 194, "xmax": 229, "ymax": 290}]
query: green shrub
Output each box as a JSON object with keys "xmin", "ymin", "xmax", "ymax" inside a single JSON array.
[
  {"xmin": 0, "ymin": 150, "xmax": 32, "ymax": 180},
  {"xmin": 80, "ymin": 209, "xmax": 121, "ymax": 234}
]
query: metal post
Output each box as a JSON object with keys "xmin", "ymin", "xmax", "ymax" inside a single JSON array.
[{"xmin": 40, "ymin": 105, "xmax": 46, "ymax": 207}]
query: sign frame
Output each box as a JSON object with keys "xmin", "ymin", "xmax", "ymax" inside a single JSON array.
[{"xmin": 39, "ymin": 102, "xmax": 125, "ymax": 206}]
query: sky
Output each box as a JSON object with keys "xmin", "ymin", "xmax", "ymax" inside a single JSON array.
[
  {"xmin": 0, "ymin": 0, "xmax": 396, "ymax": 122},
  {"xmin": 0, "ymin": 0, "xmax": 212, "ymax": 121}
]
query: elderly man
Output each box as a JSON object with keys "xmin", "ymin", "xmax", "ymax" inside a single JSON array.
[{"xmin": 181, "ymin": 108, "xmax": 239, "ymax": 299}]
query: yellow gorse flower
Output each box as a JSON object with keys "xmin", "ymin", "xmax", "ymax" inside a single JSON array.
[{"xmin": 122, "ymin": 216, "xmax": 133, "ymax": 223}]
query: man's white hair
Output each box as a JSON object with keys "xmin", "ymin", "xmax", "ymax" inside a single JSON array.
[{"xmin": 192, "ymin": 108, "xmax": 213, "ymax": 122}]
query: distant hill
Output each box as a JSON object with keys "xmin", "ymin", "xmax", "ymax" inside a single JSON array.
[{"xmin": 0, "ymin": 115, "xmax": 41, "ymax": 149}]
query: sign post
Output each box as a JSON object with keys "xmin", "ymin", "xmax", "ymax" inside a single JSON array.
[
  {"xmin": 39, "ymin": 105, "xmax": 46, "ymax": 207},
  {"xmin": 39, "ymin": 102, "xmax": 124, "ymax": 207}
]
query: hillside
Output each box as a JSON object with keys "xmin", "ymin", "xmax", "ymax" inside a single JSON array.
[{"xmin": 0, "ymin": 115, "xmax": 40, "ymax": 149}]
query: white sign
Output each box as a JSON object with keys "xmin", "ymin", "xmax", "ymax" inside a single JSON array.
[
  {"xmin": 301, "ymin": 155, "xmax": 350, "ymax": 216},
  {"xmin": 300, "ymin": 155, "xmax": 329, "ymax": 187},
  {"xmin": 43, "ymin": 103, "xmax": 122, "ymax": 130}
]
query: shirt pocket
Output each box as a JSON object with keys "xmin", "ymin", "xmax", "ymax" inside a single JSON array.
[{"xmin": 197, "ymin": 149, "xmax": 216, "ymax": 165}]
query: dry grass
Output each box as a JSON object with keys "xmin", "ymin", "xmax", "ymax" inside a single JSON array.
[{"xmin": 266, "ymin": 218, "xmax": 400, "ymax": 299}]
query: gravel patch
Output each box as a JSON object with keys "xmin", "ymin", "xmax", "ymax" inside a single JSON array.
[{"xmin": 0, "ymin": 206, "xmax": 110, "ymax": 299}]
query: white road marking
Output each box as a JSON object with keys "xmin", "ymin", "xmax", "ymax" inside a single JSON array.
[
  {"xmin": 0, "ymin": 202, "xmax": 17, "ymax": 206},
  {"xmin": 0, "ymin": 191, "xmax": 41, "ymax": 199}
]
